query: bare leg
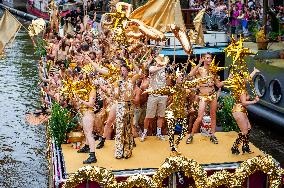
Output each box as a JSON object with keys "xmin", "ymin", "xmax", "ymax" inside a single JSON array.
[
  {"xmin": 232, "ymin": 112, "xmax": 252, "ymax": 153},
  {"xmin": 191, "ymin": 100, "xmax": 207, "ymax": 135},
  {"xmin": 209, "ymin": 98, "xmax": 217, "ymax": 134},
  {"xmin": 233, "ymin": 112, "xmax": 249, "ymax": 134},
  {"xmin": 186, "ymin": 100, "xmax": 206, "ymax": 144},
  {"xmin": 157, "ymin": 117, "xmax": 165, "ymax": 129},
  {"xmin": 102, "ymin": 104, "xmax": 117, "ymax": 139},
  {"xmin": 140, "ymin": 117, "xmax": 151, "ymax": 141},
  {"xmin": 82, "ymin": 112, "xmax": 95, "ymax": 152}
]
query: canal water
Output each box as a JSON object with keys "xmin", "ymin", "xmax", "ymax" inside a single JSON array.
[
  {"xmin": 0, "ymin": 11, "xmax": 283, "ymax": 188},
  {"xmin": 0, "ymin": 15, "xmax": 48, "ymax": 188}
]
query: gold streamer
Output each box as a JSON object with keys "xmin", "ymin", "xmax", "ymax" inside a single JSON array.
[{"xmin": 63, "ymin": 155, "xmax": 283, "ymax": 188}]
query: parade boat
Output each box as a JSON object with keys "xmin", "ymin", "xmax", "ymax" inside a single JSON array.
[
  {"xmin": 48, "ymin": 4, "xmax": 282, "ymax": 188},
  {"xmin": 20, "ymin": 1, "xmax": 282, "ymax": 187},
  {"xmin": 51, "ymin": 132, "xmax": 274, "ymax": 188}
]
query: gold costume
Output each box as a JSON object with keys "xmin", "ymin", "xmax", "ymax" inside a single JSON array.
[
  {"xmin": 147, "ymin": 77, "xmax": 209, "ymax": 154},
  {"xmin": 198, "ymin": 90, "xmax": 217, "ymax": 102},
  {"xmin": 114, "ymin": 78, "xmax": 134, "ymax": 159},
  {"xmin": 232, "ymin": 103, "xmax": 247, "ymax": 114}
]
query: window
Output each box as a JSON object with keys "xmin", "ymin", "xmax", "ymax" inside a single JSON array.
[
  {"xmin": 254, "ymin": 74, "xmax": 266, "ymax": 97},
  {"xmin": 269, "ymin": 80, "xmax": 282, "ymax": 103}
]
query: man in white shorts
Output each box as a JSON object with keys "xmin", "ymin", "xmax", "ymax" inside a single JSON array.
[{"xmin": 141, "ymin": 54, "xmax": 169, "ymax": 141}]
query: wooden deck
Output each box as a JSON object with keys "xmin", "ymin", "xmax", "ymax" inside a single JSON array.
[{"xmin": 62, "ymin": 132, "xmax": 265, "ymax": 174}]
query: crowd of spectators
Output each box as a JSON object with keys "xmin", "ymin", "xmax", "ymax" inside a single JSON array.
[{"xmin": 186, "ymin": 0, "xmax": 284, "ymax": 39}]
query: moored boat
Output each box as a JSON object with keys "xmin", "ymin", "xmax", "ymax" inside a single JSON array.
[{"xmin": 26, "ymin": 0, "xmax": 82, "ymax": 20}]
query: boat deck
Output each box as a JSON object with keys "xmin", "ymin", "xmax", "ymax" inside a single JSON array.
[
  {"xmin": 244, "ymin": 42, "xmax": 284, "ymax": 53},
  {"xmin": 62, "ymin": 132, "xmax": 264, "ymax": 174}
]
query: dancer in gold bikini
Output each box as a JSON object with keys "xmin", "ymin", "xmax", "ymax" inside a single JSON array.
[
  {"xmin": 227, "ymin": 68, "xmax": 260, "ymax": 155},
  {"xmin": 186, "ymin": 53, "xmax": 223, "ymax": 144}
]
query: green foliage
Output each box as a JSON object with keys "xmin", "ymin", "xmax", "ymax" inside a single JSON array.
[
  {"xmin": 268, "ymin": 32, "xmax": 280, "ymax": 41},
  {"xmin": 217, "ymin": 95, "xmax": 239, "ymax": 132},
  {"xmin": 49, "ymin": 103, "xmax": 78, "ymax": 147},
  {"xmin": 34, "ymin": 37, "xmax": 47, "ymax": 57}
]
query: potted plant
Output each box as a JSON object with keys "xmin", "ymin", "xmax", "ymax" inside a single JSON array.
[
  {"xmin": 216, "ymin": 95, "xmax": 239, "ymax": 132},
  {"xmin": 255, "ymin": 27, "xmax": 268, "ymax": 50}
]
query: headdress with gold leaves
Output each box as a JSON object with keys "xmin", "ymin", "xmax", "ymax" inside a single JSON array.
[
  {"xmin": 224, "ymin": 35, "xmax": 256, "ymax": 97},
  {"xmin": 208, "ymin": 56, "xmax": 227, "ymax": 76}
]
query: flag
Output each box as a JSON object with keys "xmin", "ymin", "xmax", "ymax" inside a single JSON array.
[
  {"xmin": 189, "ymin": 8, "xmax": 206, "ymax": 46},
  {"xmin": 0, "ymin": 10, "xmax": 22, "ymax": 52},
  {"xmin": 129, "ymin": 0, "xmax": 185, "ymax": 32}
]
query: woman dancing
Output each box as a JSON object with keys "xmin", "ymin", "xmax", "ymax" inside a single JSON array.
[{"xmin": 228, "ymin": 68, "xmax": 260, "ymax": 155}]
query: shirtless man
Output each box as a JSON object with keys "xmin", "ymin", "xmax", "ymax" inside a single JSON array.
[
  {"xmin": 133, "ymin": 68, "xmax": 149, "ymax": 137},
  {"xmin": 186, "ymin": 53, "xmax": 223, "ymax": 144}
]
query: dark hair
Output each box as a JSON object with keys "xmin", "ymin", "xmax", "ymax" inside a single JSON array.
[
  {"xmin": 66, "ymin": 34, "xmax": 72, "ymax": 39},
  {"xmin": 56, "ymin": 35, "xmax": 61, "ymax": 41},
  {"xmin": 102, "ymin": 59, "xmax": 110, "ymax": 65},
  {"xmin": 81, "ymin": 43, "xmax": 89, "ymax": 51},
  {"xmin": 121, "ymin": 63, "xmax": 130, "ymax": 72},
  {"xmin": 117, "ymin": 58, "xmax": 126, "ymax": 65},
  {"xmin": 56, "ymin": 60, "xmax": 65, "ymax": 67},
  {"xmin": 61, "ymin": 40, "xmax": 67, "ymax": 51}
]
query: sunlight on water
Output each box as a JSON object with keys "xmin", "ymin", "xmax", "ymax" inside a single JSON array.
[{"xmin": 0, "ymin": 26, "xmax": 47, "ymax": 188}]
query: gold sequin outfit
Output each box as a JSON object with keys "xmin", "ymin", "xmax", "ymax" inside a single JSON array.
[
  {"xmin": 232, "ymin": 103, "xmax": 247, "ymax": 114},
  {"xmin": 114, "ymin": 78, "xmax": 134, "ymax": 159},
  {"xmin": 148, "ymin": 81, "xmax": 202, "ymax": 150},
  {"xmin": 198, "ymin": 90, "xmax": 217, "ymax": 102}
]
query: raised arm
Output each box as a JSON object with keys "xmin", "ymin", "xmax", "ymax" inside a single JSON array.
[
  {"xmin": 78, "ymin": 89, "xmax": 96, "ymax": 108},
  {"xmin": 240, "ymin": 93, "xmax": 259, "ymax": 107},
  {"xmin": 146, "ymin": 86, "xmax": 172, "ymax": 96},
  {"xmin": 149, "ymin": 65, "xmax": 165, "ymax": 74},
  {"xmin": 131, "ymin": 73, "xmax": 141, "ymax": 84},
  {"xmin": 250, "ymin": 67, "xmax": 260, "ymax": 79},
  {"xmin": 84, "ymin": 55, "xmax": 109, "ymax": 75},
  {"xmin": 189, "ymin": 56, "xmax": 203, "ymax": 76}
]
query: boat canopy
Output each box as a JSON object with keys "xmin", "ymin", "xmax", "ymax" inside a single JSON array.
[{"xmin": 160, "ymin": 47, "xmax": 226, "ymax": 56}]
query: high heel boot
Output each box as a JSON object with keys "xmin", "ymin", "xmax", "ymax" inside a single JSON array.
[
  {"xmin": 231, "ymin": 133, "xmax": 243, "ymax": 155},
  {"xmin": 242, "ymin": 134, "xmax": 253, "ymax": 154},
  {"xmin": 77, "ymin": 145, "xmax": 90, "ymax": 153}
]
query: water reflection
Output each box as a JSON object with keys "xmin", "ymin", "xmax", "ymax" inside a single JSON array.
[{"xmin": 0, "ymin": 26, "xmax": 47, "ymax": 188}]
